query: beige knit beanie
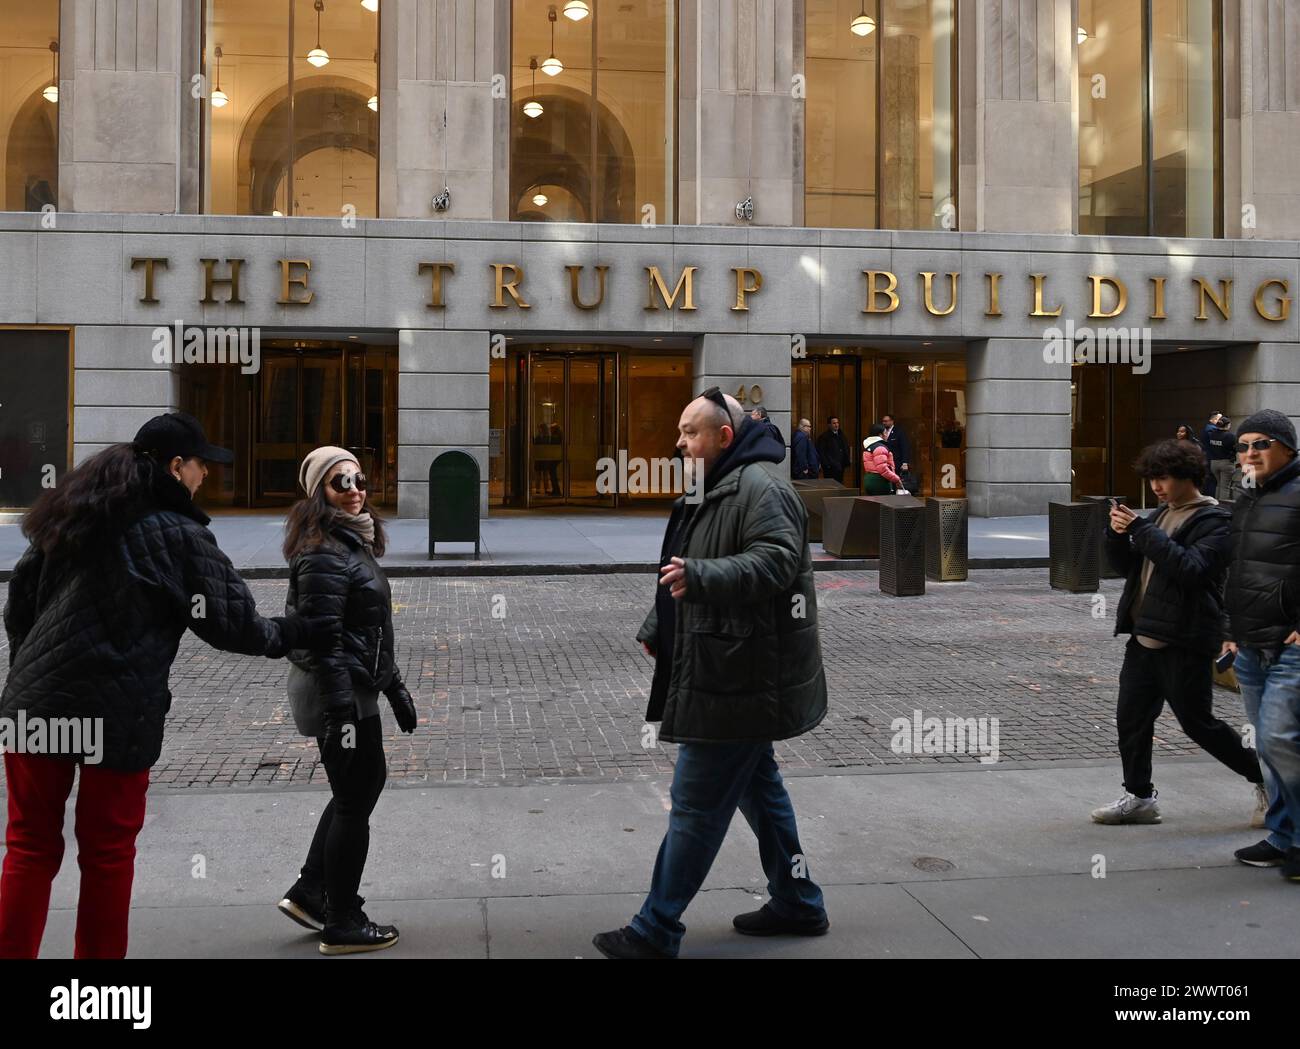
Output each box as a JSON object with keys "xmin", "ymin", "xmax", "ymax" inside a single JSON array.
[{"xmin": 299, "ymin": 446, "xmax": 360, "ymax": 498}]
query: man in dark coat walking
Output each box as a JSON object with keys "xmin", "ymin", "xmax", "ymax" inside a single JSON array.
[
  {"xmin": 593, "ymin": 388, "xmax": 829, "ymax": 958},
  {"xmin": 816, "ymin": 416, "xmax": 851, "ymax": 485}
]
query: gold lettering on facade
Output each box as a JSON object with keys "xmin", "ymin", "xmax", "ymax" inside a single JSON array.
[
  {"xmin": 490, "ymin": 263, "xmax": 532, "ymax": 309},
  {"xmin": 921, "ymin": 272, "xmax": 958, "ymax": 316},
  {"xmin": 567, "ymin": 265, "xmax": 609, "ymax": 310},
  {"xmin": 985, "ymin": 273, "xmax": 1002, "ymax": 317},
  {"xmin": 200, "ymin": 258, "xmax": 245, "ymax": 305},
  {"xmin": 418, "ymin": 262, "xmax": 456, "ymax": 309},
  {"xmin": 1029, "ymin": 274, "xmax": 1062, "ymax": 318},
  {"xmin": 1149, "ymin": 276, "xmax": 1168, "ymax": 320},
  {"xmin": 732, "ymin": 267, "xmax": 764, "ymax": 311},
  {"xmin": 1254, "ymin": 278, "xmax": 1292, "ymax": 322},
  {"xmin": 277, "ymin": 259, "xmax": 314, "ymax": 305},
  {"xmin": 1194, "ymin": 278, "xmax": 1233, "ymax": 321},
  {"xmin": 645, "ymin": 266, "xmax": 698, "ymax": 311},
  {"xmin": 130, "ymin": 257, "xmax": 169, "ymax": 304},
  {"xmin": 862, "ymin": 271, "xmax": 900, "ymax": 314},
  {"xmin": 1088, "ymin": 275, "xmax": 1127, "ymax": 319}
]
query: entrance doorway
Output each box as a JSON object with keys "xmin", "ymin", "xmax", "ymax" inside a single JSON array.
[
  {"xmin": 792, "ymin": 348, "xmax": 968, "ymax": 498},
  {"xmin": 183, "ymin": 339, "xmax": 397, "ymax": 511},
  {"xmin": 491, "ymin": 345, "xmax": 692, "ymax": 509}
]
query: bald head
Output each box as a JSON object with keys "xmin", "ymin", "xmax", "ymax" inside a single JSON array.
[{"xmin": 678, "ymin": 392, "xmax": 746, "ymax": 474}]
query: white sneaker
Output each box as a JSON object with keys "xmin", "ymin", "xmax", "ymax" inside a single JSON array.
[
  {"xmin": 1251, "ymin": 783, "xmax": 1269, "ymax": 829},
  {"xmin": 1091, "ymin": 791, "xmax": 1162, "ymax": 825}
]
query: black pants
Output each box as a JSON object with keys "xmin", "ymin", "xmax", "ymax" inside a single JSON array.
[
  {"xmin": 302, "ymin": 714, "xmax": 387, "ymax": 924},
  {"xmin": 1117, "ymin": 638, "xmax": 1263, "ymax": 798}
]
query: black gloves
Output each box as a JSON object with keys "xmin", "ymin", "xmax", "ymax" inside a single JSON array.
[
  {"xmin": 321, "ymin": 706, "xmax": 357, "ymax": 772},
  {"xmin": 385, "ymin": 680, "xmax": 418, "ymax": 734},
  {"xmin": 272, "ymin": 612, "xmax": 338, "ymax": 655}
]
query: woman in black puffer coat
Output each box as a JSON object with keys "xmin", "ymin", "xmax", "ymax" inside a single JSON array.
[{"xmin": 276, "ymin": 446, "xmax": 419, "ymax": 956}]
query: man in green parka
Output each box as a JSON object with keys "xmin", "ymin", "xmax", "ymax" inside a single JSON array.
[{"xmin": 594, "ymin": 388, "xmax": 830, "ymax": 959}]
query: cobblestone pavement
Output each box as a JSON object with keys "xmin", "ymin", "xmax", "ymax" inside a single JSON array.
[{"xmin": 0, "ymin": 570, "xmax": 1252, "ymax": 789}]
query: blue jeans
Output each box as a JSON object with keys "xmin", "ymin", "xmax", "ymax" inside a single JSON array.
[
  {"xmin": 1236, "ymin": 645, "xmax": 1300, "ymax": 852},
  {"xmin": 629, "ymin": 742, "xmax": 826, "ymax": 957}
]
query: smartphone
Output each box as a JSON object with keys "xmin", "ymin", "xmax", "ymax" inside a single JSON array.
[{"xmin": 1215, "ymin": 649, "xmax": 1236, "ymax": 673}]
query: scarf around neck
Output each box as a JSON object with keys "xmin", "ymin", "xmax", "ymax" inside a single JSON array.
[{"xmin": 333, "ymin": 509, "xmax": 376, "ymax": 548}]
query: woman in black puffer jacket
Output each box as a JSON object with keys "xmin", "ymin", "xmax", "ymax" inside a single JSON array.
[{"xmin": 276, "ymin": 446, "xmax": 419, "ymax": 955}]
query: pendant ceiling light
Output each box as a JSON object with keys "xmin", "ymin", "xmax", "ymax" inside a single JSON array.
[
  {"xmin": 1077, "ymin": 26, "xmax": 1089, "ymax": 44},
  {"xmin": 563, "ymin": 0, "xmax": 589, "ymax": 19},
  {"xmin": 533, "ymin": 192, "xmax": 549, "ymax": 207},
  {"xmin": 541, "ymin": 6, "xmax": 563, "ymax": 76},
  {"xmin": 523, "ymin": 56, "xmax": 543, "ymax": 118},
  {"xmin": 43, "ymin": 41, "xmax": 59, "ymax": 103},
  {"xmin": 368, "ymin": 49, "xmax": 378, "ymax": 110},
  {"xmin": 211, "ymin": 45, "xmax": 229, "ymax": 107},
  {"xmin": 849, "ymin": 2, "xmax": 875, "ymax": 36},
  {"xmin": 361, "ymin": 0, "xmax": 378, "ymax": 10},
  {"xmin": 307, "ymin": 0, "xmax": 330, "ymax": 67}
]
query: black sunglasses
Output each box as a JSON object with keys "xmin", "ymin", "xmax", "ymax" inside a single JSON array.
[
  {"xmin": 1236, "ymin": 439, "xmax": 1277, "ymax": 454},
  {"xmin": 701, "ymin": 386, "xmax": 728, "ymax": 412},
  {"xmin": 329, "ymin": 472, "xmax": 369, "ymax": 493}
]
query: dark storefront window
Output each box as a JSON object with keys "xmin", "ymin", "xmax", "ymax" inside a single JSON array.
[
  {"xmin": 0, "ymin": 0, "xmax": 59, "ymax": 211},
  {"xmin": 0, "ymin": 329, "xmax": 70, "ymax": 509},
  {"xmin": 510, "ymin": 0, "xmax": 675, "ymax": 223},
  {"xmin": 805, "ymin": 0, "xmax": 957, "ymax": 230},
  {"xmin": 1079, "ymin": 0, "xmax": 1221, "ymax": 237}
]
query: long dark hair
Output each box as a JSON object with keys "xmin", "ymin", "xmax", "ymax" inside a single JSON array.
[
  {"xmin": 283, "ymin": 484, "xmax": 388, "ymax": 561},
  {"xmin": 22, "ymin": 443, "xmax": 156, "ymax": 562}
]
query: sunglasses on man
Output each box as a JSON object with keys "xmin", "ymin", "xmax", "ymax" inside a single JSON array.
[
  {"xmin": 328, "ymin": 472, "xmax": 369, "ymax": 493},
  {"xmin": 1236, "ymin": 438, "xmax": 1278, "ymax": 454}
]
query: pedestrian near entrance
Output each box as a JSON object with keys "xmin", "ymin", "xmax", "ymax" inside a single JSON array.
[
  {"xmin": 751, "ymin": 406, "xmax": 784, "ymax": 446},
  {"xmin": 0, "ymin": 412, "xmax": 329, "ymax": 959},
  {"xmin": 593, "ymin": 388, "xmax": 829, "ymax": 958},
  {"xmin": 1174, "ymin": 423, "xmax": 1197, "ymax": 445},
  {"xmin": 1202, "ymin": 412, "xmax": 1236, "ymax": 498},
  {"xmin": 278, "ymin": 447, "xmax": 420, "ymax": 954},
  {"xmin": 862, "ymin": 425, "xmax": 907, "ymax": 495},
  {"xmin": 816, "ymin": 415, "xmax": 851, "ymax": 485},
  {"xmin": 1092, "ymin": 439, "xmax": 1265, "ymax": 827},
  {"xmin": 791, "ymin": 418, "xmax": 821, "ymax": 479},
  {"xmin": 881, "ymin": 414, "xmax": 911, "ymax": 489},
  {"xmin": 1219, "ymin": 411, "xmax": 1300, "ymax": 879}
]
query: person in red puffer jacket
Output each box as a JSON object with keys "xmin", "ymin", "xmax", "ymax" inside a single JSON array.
[{"xmin": 862, "ymin": 425, "xmax": 906, "ymax": 495}]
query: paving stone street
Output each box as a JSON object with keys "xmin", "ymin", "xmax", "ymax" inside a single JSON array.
[{"xmin": 1, "ymin": 569, "xmax": 1247, "ymax": 790}]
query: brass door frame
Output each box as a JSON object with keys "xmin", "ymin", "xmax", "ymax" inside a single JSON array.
[{"xmin": 522, "ymin": 349, "xmax": 619, "ymax": 509}]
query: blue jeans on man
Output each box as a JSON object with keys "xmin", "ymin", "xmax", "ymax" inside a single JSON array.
[
  {"xmin": 1235, "ymin": 645, "xmax": 1300, "ymax": 852},
  {"xmin": 629, "ymin": 741, "xmax": 827, "ymax": 957}
]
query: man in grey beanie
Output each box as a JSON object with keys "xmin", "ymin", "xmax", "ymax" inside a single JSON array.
[{"xmin": 1220, "ymin": 409, "xmax": 1300, "ymax": 880}]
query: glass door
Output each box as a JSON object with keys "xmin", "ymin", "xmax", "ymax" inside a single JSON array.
[
  {"xmin": 520, "ymin": 351, "xmax": 617, "ymax": 508},
  {"xmin": 254, "ymin": 349, "xmax": 342, "ymax": 504}
]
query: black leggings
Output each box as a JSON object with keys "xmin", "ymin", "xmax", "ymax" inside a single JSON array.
[
  {"xmin": 301, "ymin": 714, "xmax": 387, "ymax": 923},
  {"xmin": 1117, "ymin": 639, "xmax": 1263, "ymax": 798}
]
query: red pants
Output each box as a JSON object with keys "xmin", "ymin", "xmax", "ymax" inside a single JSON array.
[{"xmin": 0, "ymin": 751, "xmax": 149, "ymax": 959}]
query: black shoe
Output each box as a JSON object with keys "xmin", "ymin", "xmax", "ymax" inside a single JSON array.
[
  {"xmin": 732, "ymin": 903, "xmax": 830, "ymax": 937},
  {"xmin": 1234, "ymin": 840, "xmax": 1287, "ymax": 867},
  {"xmin": 592, "ymin": 927, "xmax": 673, "ymax": 959},
  {"xmin": 319, "ymin": 900, "xmax": 399, "ymax": 956},
  {"xmin": 1282, "ymin": 848, "xmax": 1300, "ymax": 881},
  {"xmin": 277, "ymin": 878, "xmax": 327, "ymax": 932}
]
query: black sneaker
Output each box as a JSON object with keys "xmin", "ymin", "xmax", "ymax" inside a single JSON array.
[
  {"xmin": 1234, "ymin": 840, "xmax": 1287, "ymax": 867},
  {"xmin": 1282, "ymin": 848, "xmax": 1300, "ymax": 882},
  {"xmin": 319, "ymin": 900, "xmax": 399, "ymax": 956},
  {"xmin": 591, "ymin": 927, "xmax": 673, "ymax": 959},
  {"xmin": 277, "ymin": 879, "xmax": 327, "ymax": 932},
  {"xmin": 733, "ymin": 903, "xmax": 830, "ymax": 937}
]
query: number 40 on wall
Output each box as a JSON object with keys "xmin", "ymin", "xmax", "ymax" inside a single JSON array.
[{"xmin": 735, "ymin": 384, "xmax": 764, "ymax": 405}]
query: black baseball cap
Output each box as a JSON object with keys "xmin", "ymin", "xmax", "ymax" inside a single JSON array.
[{"xmin": 133, "ymin": 411, "xmax": 235, "ymax": 465}]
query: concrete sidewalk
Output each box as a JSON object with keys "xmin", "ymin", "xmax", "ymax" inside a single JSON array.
[
  {"xmin": 20, "ymin": 759, "xmax": 1296, "ymax": 959},
  {"xmin": 0, "ymin": 512, "xmax": 1051, "ymax": 575}
]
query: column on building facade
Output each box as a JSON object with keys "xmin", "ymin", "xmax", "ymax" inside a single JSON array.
[
  {"xmin": 379, "ymin": 0, "xmax": 502, "ymax": 219},
  {"xmin": 72, "ymin": 326, "xmax": 181, "ymax": 465},
  {"xmin": 965, "ymin": 338, "xmax": 1071, "ymax": 518},
  {"xmin": 693, "ymin": 334, "xmax": 790, "ymax": 474},
  {"xmin": 972, "ymin": 0, "xmax": 1074, "ymax": 234},
  {"xmin": 57, "ymin": 0, "xmax": 185, "ymax": 213},
  {"xmin": 678, "ymin": 0, "xmax": 797, "ymax": 226},
  {"xmin": 1225, "ymin": 343, "xmax": 1300, "ymax": 434},
  {"xmin": 397, "ymin": 329, "xmax": 490, "ymax": 518},
  {"xmin": 1238, "ymin": 0, "xmax": 1300, "ymax": 240}
]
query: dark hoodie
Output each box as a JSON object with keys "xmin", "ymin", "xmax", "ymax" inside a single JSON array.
[{"xmin": 648, "ymin": 418, "xmax": 785, "ymax": 710}]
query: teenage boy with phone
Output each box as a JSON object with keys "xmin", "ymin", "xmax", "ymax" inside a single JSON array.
[{"xmin": 1092, "ymin": 439, "xmax": 1266, "ymax": 826}]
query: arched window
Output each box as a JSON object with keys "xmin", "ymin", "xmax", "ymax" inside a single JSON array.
[
  {"xmin": 203, "ymin": 0, "xmax": 378, "ymax": 216},
  {"xmin": 510, "ymin": 0, "xmax": 675, "ymax": 223},
  {"xmin": 0, "ymin": 0, "xmax": 59, "ymax": 212}
]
